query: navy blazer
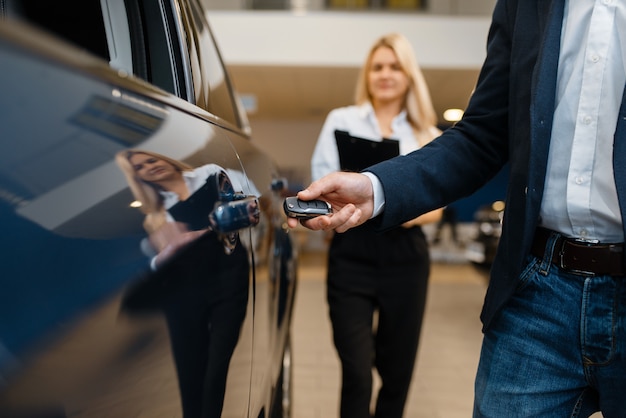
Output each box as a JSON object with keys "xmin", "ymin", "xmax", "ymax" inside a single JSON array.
[{"xmin": 367, "ymin": 0, "xmax": 626, "ymax": 330}]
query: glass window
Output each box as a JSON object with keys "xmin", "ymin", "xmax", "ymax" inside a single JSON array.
[
  {"xmin": 132, "ymin": 0, "xmax": 188, "ymax": 98},
  {"xmin": 5, "ymin": 1, "xmax": 110, "ymax": 61},
  {"xmin": 386, "ymin": 0, "xmax": 422, "ymax": 9},
  {"xmin": 251, "ymin": 0, "xmax": 288, "ymax": 9},
  {"xmin": 328, "ymin": 0, "xmax": 369, "ymax": 8},
  {"xmin": 327, "ymin": 0, "xmax": 424, "ymax": 9},
  {"xmin": 182, "ymin": 1, "xmax": 241, "ymax": 128}
]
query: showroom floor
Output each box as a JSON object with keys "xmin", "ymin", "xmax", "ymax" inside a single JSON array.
[{"xmin": 290, "ymin": 238, "xmax": 486, "ymax": 418}]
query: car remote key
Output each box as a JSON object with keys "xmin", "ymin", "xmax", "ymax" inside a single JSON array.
[{"xmin": 283, "ymin": 196, "xmax": 332, "ymax": 218}]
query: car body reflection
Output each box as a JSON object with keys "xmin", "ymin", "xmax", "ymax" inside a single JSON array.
[
  {"xmin": 0, "ymin": 1, "xmax": 297, "ymax": 417},
  {"xmin": 115, "ymin": 150, "xmax": 259, "ymax": 417},
  {"xmin": 465, "ymin": 200, "xmax": 505, "ymax": 275}
]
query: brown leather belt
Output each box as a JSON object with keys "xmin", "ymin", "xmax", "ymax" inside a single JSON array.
[{"xmin": 531, "ymin": 227, "xmax": 625, "ymax": 276}]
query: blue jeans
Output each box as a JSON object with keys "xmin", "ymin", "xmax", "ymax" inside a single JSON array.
[{"xmin": 474, "ymin": 242, "xmax": 626, "ymax": 417}]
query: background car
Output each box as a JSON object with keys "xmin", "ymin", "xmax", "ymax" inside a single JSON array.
[
  {"xmin": 464, "ymin": 200, "xmax": 505, "ymax": 275},
  {"xmin": 0, "ymin": 1, "xmax": 297, "ymax": 417}
]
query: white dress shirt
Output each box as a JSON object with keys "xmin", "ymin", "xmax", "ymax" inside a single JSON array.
[
  {"xmin": 159, "ymin": 164, "xmax": 248, "ymax": 223},
  {"xmin": 149, "ymin": 164, "xmax": 249, "ymax": 270},
  {"xmin": 160, "ymin": 164, "xmax": 225, "ymax": 222},
  {"xmin": 540, "ymin": 0, "xmax": 626, "ymax": 242}
]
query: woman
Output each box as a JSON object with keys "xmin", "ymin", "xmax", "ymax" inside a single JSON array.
[
  {"xmin": 116, "ymin": 150, "xmax": 249, "ymax": 418},
  {"xmin": 310, "ymin": 33, "xmax": 443, "ymax": 418},
  {"xmin": 115, "ymin": 150, "xmax": 227, "ymax": 258}
]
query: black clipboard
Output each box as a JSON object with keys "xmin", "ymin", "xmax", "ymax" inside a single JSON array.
[{"xmin": 334, "ymin": 130, "xmax": 400, "ymax": 172}]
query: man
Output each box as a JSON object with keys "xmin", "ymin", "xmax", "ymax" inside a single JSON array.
[{"xmin": 288, "ymin": 0, "xmax": 626, "ymax": 416}]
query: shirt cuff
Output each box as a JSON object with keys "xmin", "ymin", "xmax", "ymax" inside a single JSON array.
[
  {"xmin": 150, "ymin": 256, "xmax": 159, "ymax": 271},
  {"xmin": 362, "ymin": 172, "xmax": 385, "ymax": 218}
]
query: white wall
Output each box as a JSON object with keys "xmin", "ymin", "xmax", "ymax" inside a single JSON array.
[{"xmin": 208, "ymin": 11, "xmax": 491, "ymax": 68}]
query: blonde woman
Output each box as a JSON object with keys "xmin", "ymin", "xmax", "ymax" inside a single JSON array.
[{"xmin": 310, "ymin": 33, "xmax": 443, "ymax": 418}]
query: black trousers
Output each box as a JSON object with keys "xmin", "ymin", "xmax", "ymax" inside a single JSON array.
[
  {"xmin": 128, "ymin": 235, "xmax": 249, "ymax": 418},
  {"xmin": 327, "ymin": 224, "xmax": 430, "ymax": 418}
]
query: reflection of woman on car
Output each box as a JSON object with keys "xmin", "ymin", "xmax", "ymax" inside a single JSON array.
[
  {"xmin": 116, "ymin": 149, "xmax": 249, "ymax": 418},
  {"xmin": 116, "ymin": 150, "xmax": 236, "ymax": 263}
]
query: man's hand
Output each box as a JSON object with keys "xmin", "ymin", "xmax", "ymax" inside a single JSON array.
[{"xmin": 286, "ymin": 171, "xmax": 375, "ymax": 233}]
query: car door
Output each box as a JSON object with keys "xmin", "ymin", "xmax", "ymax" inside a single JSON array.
[
  {"xmin": 0, "ymin": 1, "xmax": 294, "ymax": 417},
  {"xmin": 173, "ymin": 2, "xmax": 297, "ymax": 415}
]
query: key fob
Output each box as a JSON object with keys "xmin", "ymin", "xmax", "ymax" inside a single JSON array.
[{"xmin": 283, "ymin": 196, "xmax": 332, "ymax": 218}]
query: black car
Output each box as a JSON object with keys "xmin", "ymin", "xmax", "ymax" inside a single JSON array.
[{"xmin": 0, "ymin": 1, "xmax": 297, "ymax": 417}]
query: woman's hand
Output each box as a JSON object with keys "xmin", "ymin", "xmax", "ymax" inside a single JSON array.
[{"xmin": 150, "ymin": 222, "xmax": 208, "ymax": 268}]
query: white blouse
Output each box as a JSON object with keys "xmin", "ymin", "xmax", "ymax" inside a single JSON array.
[{"xmin": 310, "ymin": 102, "xmax": 425, "ymax": 182}]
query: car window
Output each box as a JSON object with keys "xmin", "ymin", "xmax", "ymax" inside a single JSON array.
[
  {"xmin": 2, "ymin": 1, "xmax": 110, "ymax": 62},
  {"xmin": 180, "ymin": 0, "xmax": 242, "ymax": 128},
  {"xmin": 3, "ymin": 0, "xmax": 245, "ymax": 130},
  {"xmin": 124, "ymin": 0, "xmax": 190, "ymax": 99},
  {"xmin": 4, "ymin": 0, "xmax": 190, "ymax": 99}
]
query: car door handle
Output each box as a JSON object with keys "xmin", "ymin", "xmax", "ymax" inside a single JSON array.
[{"xmin": 208, "ymin": 196, "xmax": 260, "ymax": 234}]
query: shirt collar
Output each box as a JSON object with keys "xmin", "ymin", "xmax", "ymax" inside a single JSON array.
[
  {"xmin": 158, "ymin": 170, "xmax": 196, "ymax": 199},
  {"xmin": 357, "ymin": 101, "xmax": 408, "ymax": 127}
]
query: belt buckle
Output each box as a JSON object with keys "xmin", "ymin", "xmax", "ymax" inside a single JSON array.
[{"xmin": 558, "ymin": 239, "xmax": 596, "ymax": 277}]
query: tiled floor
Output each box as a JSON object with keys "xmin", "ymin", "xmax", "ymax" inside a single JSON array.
[{"xmin": 291, "ymin": 247, "xmax": 487, "ymax": 418}]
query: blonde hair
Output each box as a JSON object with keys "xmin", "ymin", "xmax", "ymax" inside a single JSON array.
[
  {"xmin": 115, "ymin": 149, "xmax": 193, "ymax": 232},
  {"xmin": 355, "ymin": 33, "xmax": 440, "ymax": 145}
]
